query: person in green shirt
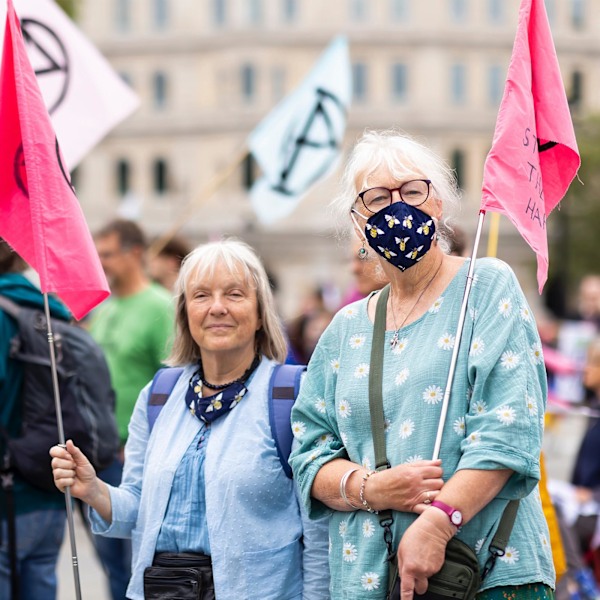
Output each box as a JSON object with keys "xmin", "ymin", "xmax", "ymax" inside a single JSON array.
[{"xmin": 89, "ymin": 219, "xmax": 174, "ymax": 600}]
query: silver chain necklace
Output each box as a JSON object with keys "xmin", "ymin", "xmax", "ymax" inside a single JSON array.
[{"xmin": 389, "ymin": 259, "xmax": 444, "ymax": 349}]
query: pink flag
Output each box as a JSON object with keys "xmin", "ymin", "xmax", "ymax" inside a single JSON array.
[
  {"xmin": 481, "ymin": 0, "xmax": 580, "ymax": 293},
  {"xmin": 0, "ymin": 0, "xmax": 108, "ymax": 319}
]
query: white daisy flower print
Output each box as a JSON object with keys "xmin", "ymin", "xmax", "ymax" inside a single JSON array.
[
  {"xmin": 395, "ymin": 368, "xmax": 410, "ymax": 386},
  {"xmin": 472, "ymin": 400, "xmax": 487, "ymax": 415},
  {"xmin": 498, "ymin": 297, "xmax": 512, "ymax": 318},
  {"xmin": 540, "ymin": 534, "xmax": 550, "ymax": 552},
  {"xmin": 343, "ymin": 542, "xmax": 358, "ymax": 563},
  {"xmin": 391, "ymin": 337, "xmax": 409, "ymax": 355},
  {"xmin": 500, "ymin": 351, "xmax": 520, "ymax": 370},
  {"xmin": 330, "ymin": 358, "xmax": 340, "ymax": 373},
  {"xmin": 469, "ymin": 308, "xmax": 479, "ymax": 321},
  {"xmin": 354, "ymin": 363, "xmax": 370, "ymax": 378},
  {"xmin": 423, "ymin": 385, "xmax": 443, "ymax": 405},
  {"xmin": 316, "ymin": 433, "xmax": 334, "ymax": 446},
  {"xmin": 525, "ymin": 394, "xmax": 538, "ymax": 416},
  {"xmin": 349, "ymin": 334, "xmax": 366, "ymax": 349},
  {"xmin": 453, "ymin": 417, "xmax": 465, "ymax": 436},
  {"xmin": 520, "ymin": 306, "xmax": 532, "ymax": 322},
  {"xmin": 362, "ymin": 456, "xmax": 372, "ymax": 470},
  {"xmin": 405, "ymin": 455, "xmax": 424, "ymax": 463},
  {"xmin": 475, "ymin": 538, "xmax": 485, "ymax": 554},
  {"xmin": 467, "ymin": 431, "xmax": 481, "ymax": 445},
  {"xmin": 339, "ymin": 520, "xmax": 348, "ymax": 537},
  {"xmin": 429, "ymin": 296, "xmax": 444, "ymax": 313},
  {"xmin": 437, "ymin": 333, "xmax": 455, "ymax": 350},
  {"xmin": 399, "ymin": 419, "xmax": 415, "ymax": 439},
  {"xmin": 362, "ymin": 519, "xmax": 376, "ymax": 538},
  {"xmin": 292, "ymin": 421, "xmax": 306, "ymax": 438},
  {"xmin": 470, "ymin": 337, "xmax": 485, "ymax": 356},
  {"xmin": 361, "ymin": 572, "xmax": 380, "ymax": 591},
  {"xmin": 315, "ymin": 397, "xmax": 327, "ymax": 414},
  {"xmin": 338, "ymin": 400, "xmax": 352, "ymax": 418},
  {"xmin": 499, "ymin": 546, "xmax": 519, "ymax": 565},
  {"xmin": 308, "ymin": 449, "xmax": 322, "ymax": 461},
  {"xmin": 384, "ymin": 418, "xmax": 391, "ymax": 434},
  {"xmin": 340, "ymin": 431, "xmax": 349, "ymax": 446},
  {"xmin": 343, "ymin": 306, "xmax": 358, "ymax": 319},
  {"xmin": 530, "ymin": 342, "xmax": 544, "ymax": 365},
  {"xmin": 496, "ymin": 405, "xmax": 516, "ymax": 426}
]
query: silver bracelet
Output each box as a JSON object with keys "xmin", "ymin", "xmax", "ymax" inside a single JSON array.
[
  {"xmin": 359, "ymin": 470, "xmax": 379, "ymax": 514},
  {"xmin": 339, "ymin": 468, "xmax": 360, "ymax": 509}
]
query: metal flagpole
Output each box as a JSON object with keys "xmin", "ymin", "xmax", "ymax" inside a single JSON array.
[
  {"xmin": 42, "ymin": 293, "xmax": 83, "ymax": 600},
  {"xmin": 432, "ymin": 210, "xmax": 487, "ymax": 460}
]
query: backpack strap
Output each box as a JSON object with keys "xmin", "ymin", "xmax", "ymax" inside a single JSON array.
[
  {"xmin": 268, "ymin": 364, "xmax": 306, "ymax": 479},
  {"xmin": 147, "ymin": 367, "xmax": 184, "ymax": 433},
  {"xmin": 0, "ymin": 295, "xmax": 20, "ymax": 319}
]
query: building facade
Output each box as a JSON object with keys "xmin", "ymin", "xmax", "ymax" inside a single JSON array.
[{"xmin": 74, "ymin": 0, "xmax": 596, "ymax": 317}]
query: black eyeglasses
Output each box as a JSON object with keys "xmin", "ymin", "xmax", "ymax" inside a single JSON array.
[{"xmin": 356, "ymin": 179, "xmax": 432, "ymax": 213}]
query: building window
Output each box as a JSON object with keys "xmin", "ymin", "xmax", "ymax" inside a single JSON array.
[
  {"xmin": 450, "ymin": 63, "xmax": 466, "ymax": 105},
  {"xmin": 153, "ymin": 0, "xmax": 168, "ymax": 29},
  {"xmin": 242, "ymin": 155, "xmax": 258, "ymax": 190},
  {"xmin": 271, "ymin": 67, "xmax": 286, "ymax": 101},
  {"xmin": 391, "ymin": 0, "xmax": 409, "ymax": 21},
  {"xmin": 153, "ymin": 72, "xmax": 167, "ymax": 109},
  {"xmin": 450, "ymin": 0, "xmax": 467, "ymax": 22},
  {"xmin": 571, "ymin": 0, "xmax": 584, "ymax": 29},
  {"xmin": 153, "ymin": 159, "xmax": 169, "ymax": 194},
  {"xmin": 569, "ymin": 70, "xmax": 583, "ymax": 111},
  {"xmin": 248, "ymin": 0, "xmax": 262, "ymax": 24},
  {"xmin": 451, "ymin": 149, "xmax": 465, "ymax": 190},
  {"xmin": 241, "ymin": 64, "xmax": 256, "ymax": 101},
  {"xmin": 350, "ymin": 0, "xmax": 368, "ymax": 21},
  {"xmin": 488, "ymin": 64, "xmax": 503, "ymax": 105},
  {"xmin": 116, "ymin": 159, "xmax": 130, "ymax": 196},
  {"xmin": 392, "ymin": 63, "xmax": 408, "ymax": 102},
  {"xmin": 487, "ymin": 0, "xmax": 503, "ymax": 23},
  {"xmin": 115, "ymin": 0, "xmax": 131, "ymax": 32},
  {"xmin": 352, "ymin": 62, "xmax": 367, "ymax": 102},
  {"xmin": 282, "ymin": 0, "xmax": 297, "ymax": 22},
  {"xmin": 214, "ymin": 0, "xmax": 226, "ymax": 25}
]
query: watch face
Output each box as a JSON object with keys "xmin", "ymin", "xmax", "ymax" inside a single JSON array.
[{"xmin": 451, "ymin": 511, "xmax": 463, "ymax": 526}]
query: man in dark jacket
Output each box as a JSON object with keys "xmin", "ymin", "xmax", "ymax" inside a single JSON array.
[{"xmin": 0, "ymin": 239, "xmax": 69, "ymax": 599}]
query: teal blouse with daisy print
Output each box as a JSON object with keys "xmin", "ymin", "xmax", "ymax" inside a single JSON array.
[{"xmin": 289, "ymin": 257, "xmax": 555, "ymax": 599}]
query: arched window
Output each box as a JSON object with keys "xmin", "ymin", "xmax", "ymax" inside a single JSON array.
[
  {"xmin": 153, "ymin": 72, "xmax": 167, "ymax": 109},
  {"xmin": 116, "ymin": 159, "xmax": 130, "ymax": 196},
  {"xmin": 451, "ymin": 149, "xmax": 465, "ymax": 190},
  {"xmin": 153, "ymin": 159, "xmax": 169, "ymax": 194}
]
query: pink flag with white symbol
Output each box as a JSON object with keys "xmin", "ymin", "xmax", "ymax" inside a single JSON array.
[
  {"xmin": 0, "ymin": 0, "xmax": 109, "ymax": 319},
  {"xmin": 481, "ymin": 0, "xmax": 580, "ymax": 293}
]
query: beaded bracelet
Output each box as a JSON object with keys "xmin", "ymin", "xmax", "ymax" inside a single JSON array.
[
  {"xmin": 359, "ymin": 470, "xmax": 378, "ymax": 514},
  {"xmin": 339, "ymin": 468, "xmax": 360, "ymax": 509}
]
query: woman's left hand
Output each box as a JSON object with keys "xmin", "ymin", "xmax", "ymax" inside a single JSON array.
[{"xmin": 396, "ymin": 507, "xmax": 456, "ymax": 599}]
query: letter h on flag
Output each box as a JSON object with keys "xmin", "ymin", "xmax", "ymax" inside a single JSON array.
[
  {"xmin": 481, "ymin": 0, "xmax": 580, "ymax": 293},
  {"xmin": 0, "ymin": 0, "xmax": 109, "ymax": 319}
]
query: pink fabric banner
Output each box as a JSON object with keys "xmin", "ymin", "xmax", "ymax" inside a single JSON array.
[
  {"xmin": 481, "ymin": 0, "xmax": 580, "ymax": 293},
  {"xmin": 0, "ymin": 0, "xmax": 108, "ymax": 319}
]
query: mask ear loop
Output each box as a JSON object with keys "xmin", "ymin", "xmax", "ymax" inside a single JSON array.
[{"xmin": 351, "ymin": 210, "xmax": 370, "ymax": 260}]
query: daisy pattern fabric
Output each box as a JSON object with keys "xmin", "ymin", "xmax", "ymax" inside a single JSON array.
[{"xmin": 289, "ymin": 258, "xmax": 555, "ymax": 599}]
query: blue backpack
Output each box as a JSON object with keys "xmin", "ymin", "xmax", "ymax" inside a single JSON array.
[{"xmin": 147, "ymin": 364, "xmax": 306, "ymax": 478}]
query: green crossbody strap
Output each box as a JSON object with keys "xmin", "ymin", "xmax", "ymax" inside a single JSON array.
[{"xmin": 367, "ymin": 284, "xmax": 519, "ymax": 590}]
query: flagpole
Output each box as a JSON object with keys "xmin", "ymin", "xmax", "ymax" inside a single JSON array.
[
  {"xmin": 147, "ymin": 145, "xmax": 249, "ymax": 260},
  {"xmin": 43, "ymin": 294, "xmax": 83, "ymax": 600},
  {"xmin": 432, "ymin": 210, "xmax": 486, "ymax": 460}
]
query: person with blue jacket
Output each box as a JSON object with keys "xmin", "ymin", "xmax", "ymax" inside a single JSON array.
[
  {"xmin": 0, "ymin": 239, "xmax": 70, "ymax": 599},
  {"xmin": 51, "ymin": 238, "xmax": 330, "ymax": 600}
]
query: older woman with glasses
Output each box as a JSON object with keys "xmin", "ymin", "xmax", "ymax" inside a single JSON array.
[{"xmin": 290, "ymin": 130, "xmax": 555, "ymax": 599}]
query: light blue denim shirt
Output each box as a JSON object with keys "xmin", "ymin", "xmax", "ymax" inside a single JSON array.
[{"xmin": 90, "ymin": 357, "xmax": 330, "ymax": 600}]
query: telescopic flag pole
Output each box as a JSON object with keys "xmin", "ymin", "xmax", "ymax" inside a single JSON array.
[
  {"xmin": 432, "ymin": 210, "xmax": 486, "ymax": 460},
  {"xmin": 43, "ymin": 293, "xmax": 83, "ymax": 600}
]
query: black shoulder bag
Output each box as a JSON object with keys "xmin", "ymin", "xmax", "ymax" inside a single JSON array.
[{"xmin": 369, "ymin": 285, "xmax": 519, "ymax": 600}]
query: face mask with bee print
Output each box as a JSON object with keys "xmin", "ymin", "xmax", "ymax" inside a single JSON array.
[{"xmin": 351, "ymin": 201, "xmax": 436, "ymax": 272}]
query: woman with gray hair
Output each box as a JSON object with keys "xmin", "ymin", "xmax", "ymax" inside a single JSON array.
[
  {"xmin": 51, "ymin": 239, "xmax": 330, "ymax": 600},
  {"xmin": 290, "ymin": 130, "xmax": 555, "ymax": 599}
]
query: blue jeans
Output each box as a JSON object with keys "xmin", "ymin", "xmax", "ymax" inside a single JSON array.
[
  {"xmin": 0, "ymin": 509, "xmax": 66, "ymax": 600},
  {"xmin": 91, "ymin": 458, "xmax": 132, "ymax": 600}
]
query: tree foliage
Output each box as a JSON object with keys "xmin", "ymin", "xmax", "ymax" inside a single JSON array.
[{"xmin": 55, "ymin": 0, "xmax": 78, "ymax": 19}]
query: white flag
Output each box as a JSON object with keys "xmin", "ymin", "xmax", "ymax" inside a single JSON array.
[
  {"xmin": 248, "ymin": 35, "xmax": 351, "ymax": 225},
  {"xmin": 0, "ymin": 0, "xmax": 139, "ymax": 169}
]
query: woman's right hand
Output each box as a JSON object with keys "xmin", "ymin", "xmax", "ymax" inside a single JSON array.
[
  {"xmin": 49, "ymin": 439, "xmax": 99, "ymax": 502},
  {"xmin": 363, "ymin": 460, "xmax": 444, "ymax": 513}
]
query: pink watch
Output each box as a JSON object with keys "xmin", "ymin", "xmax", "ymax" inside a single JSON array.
[{"xmin": 430, "ymin": 500, "xmax": 463, "ymax": 527}]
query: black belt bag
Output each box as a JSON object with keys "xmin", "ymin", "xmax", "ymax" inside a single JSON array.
[{"xmin": 143, "ymin": 552, "xmax": 215, "ymax": 600}]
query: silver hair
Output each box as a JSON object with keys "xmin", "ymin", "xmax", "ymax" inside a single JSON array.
[
  {"xmin": 166, "ymin": 238, "xmax": 288, "ymax": 366},
  {"xmin": 331, "ymin": 129, "xmax": 462, "ymax": 253}
]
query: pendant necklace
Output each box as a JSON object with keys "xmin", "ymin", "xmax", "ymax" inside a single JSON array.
[{"xmin": 389, "ymin": 259, "xmax": 444, "ymax": 349}]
